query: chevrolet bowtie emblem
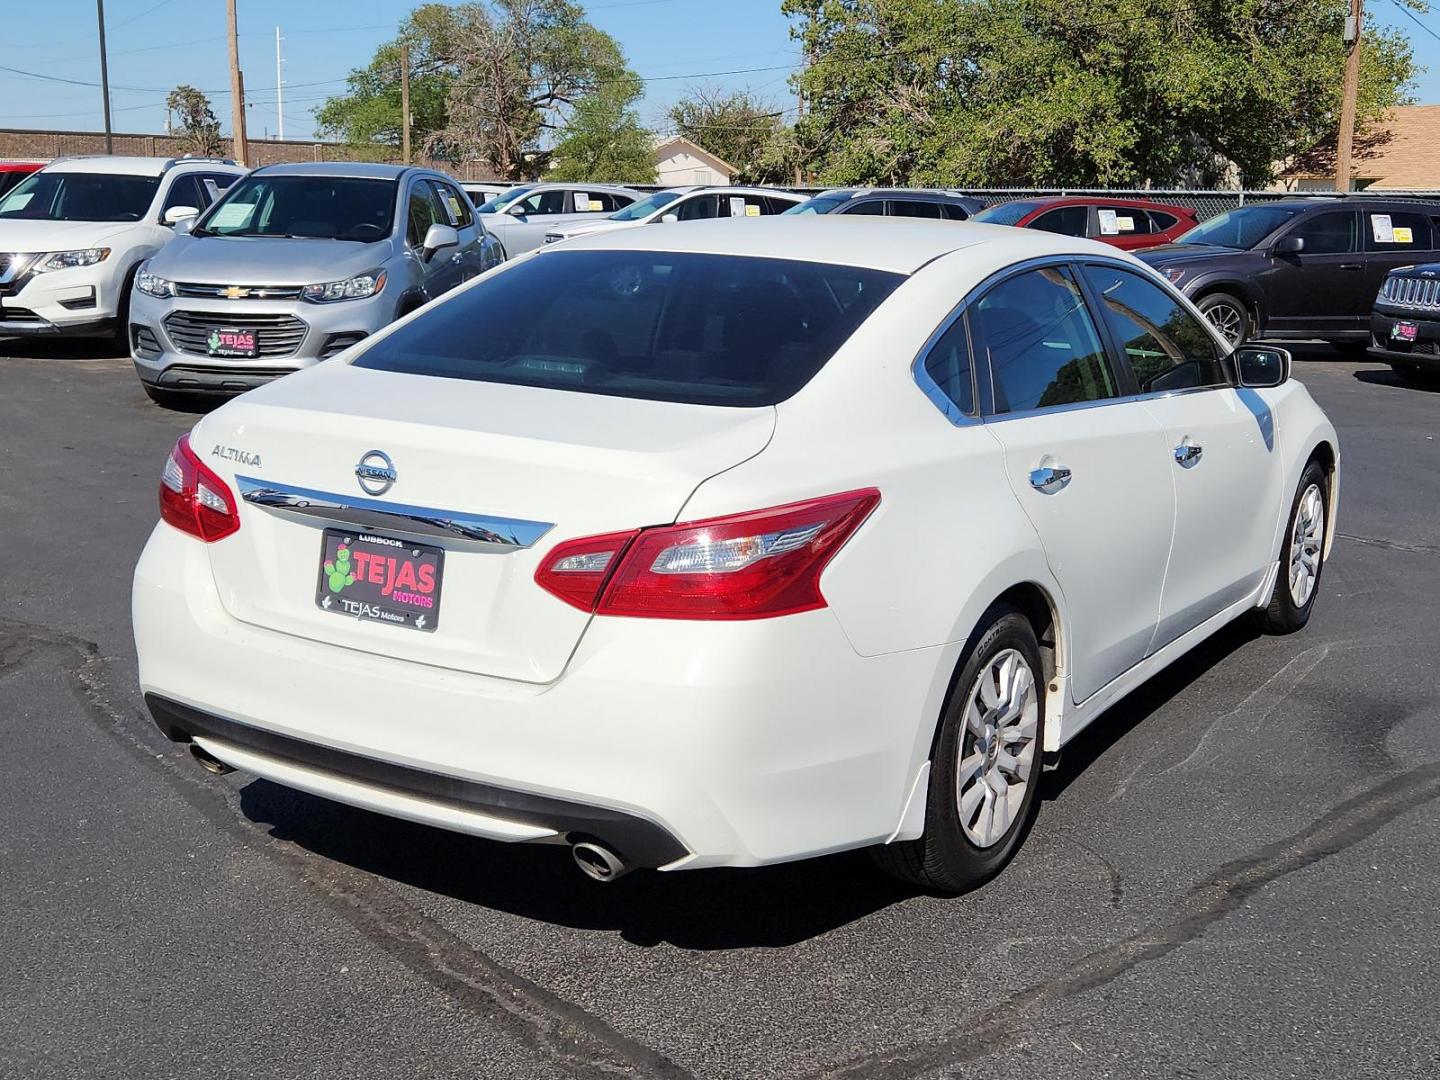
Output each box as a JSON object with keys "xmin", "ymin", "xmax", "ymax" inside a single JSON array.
[{"xmin": 221, "ymin": 286, "xmax": 250, "ymax": 299}]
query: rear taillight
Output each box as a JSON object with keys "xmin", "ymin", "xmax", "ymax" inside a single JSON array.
[
  {"xmin": 158, "ymin": 433, "xmax": 240, "ymax": 542},
  {"xmin": 534, "ymin": 489, "xmax": 879, "ymax": 620}
]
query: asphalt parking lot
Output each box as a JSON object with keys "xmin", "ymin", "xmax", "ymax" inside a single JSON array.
[{"xmin": 2, "ymin": 340, "xmax": 1438, "ymax": 1080}]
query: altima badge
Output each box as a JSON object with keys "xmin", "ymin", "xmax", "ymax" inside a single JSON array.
[{"xmin": 355, "ymin": 450, "xmax": 397, "ymax": 496}]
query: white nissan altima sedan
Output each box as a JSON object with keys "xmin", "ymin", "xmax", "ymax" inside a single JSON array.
[{"xmin": 133, "ymin": 217, "xmax": 1338, "ymax": 892}]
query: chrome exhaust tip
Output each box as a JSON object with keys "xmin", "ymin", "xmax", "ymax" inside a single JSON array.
[
  {"xmin": 190, "ymin": 743, "xmax": 234, "ymax": 775},
  {"xmin": 571, "ymin": 841, "xmax": 631, "ymax": 883}
]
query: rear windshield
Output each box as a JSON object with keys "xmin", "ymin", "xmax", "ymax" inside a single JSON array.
[
  {"xmin": 194, "ymin": 175, "xmax": 396, "ymax": 241},
  {"xmin": 353, "ymin": 250, "xmax": 905, "ymax": 406}
]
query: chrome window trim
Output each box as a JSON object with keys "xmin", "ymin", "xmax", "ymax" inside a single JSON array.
[
  {"xmin": 235, "ymin": 476, "xmax": 554, "ymax": 550},
  {"xmin": 910, "ymin": 252, "xmax": 1239, "ymax": 427}
]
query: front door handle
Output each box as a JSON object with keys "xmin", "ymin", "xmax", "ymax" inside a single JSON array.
[
  {"xmin": 1174, "ymin": 439, "xmax": 1204, "ymax": 467},
  {"xmin": 1339, "ymin": 263, "xmax": 1363, "ymax": 271},
  {"xmin": 1029, "ymin": 464, "xmax": 1072, "ymax": 494}
]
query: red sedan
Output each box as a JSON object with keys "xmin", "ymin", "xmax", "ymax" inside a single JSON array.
[
  {"xmin": 0, "ymin": 161, "xmax": 44, "ymax": 199},
  {"xmin": 973, "ymin": 196, "xmax": 1198, "ymax": 251}
]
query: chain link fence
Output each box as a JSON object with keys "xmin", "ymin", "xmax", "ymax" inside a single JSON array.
[{"xmin": 952, "ymin": 188, "xmax": 1440, "ymax": 221}]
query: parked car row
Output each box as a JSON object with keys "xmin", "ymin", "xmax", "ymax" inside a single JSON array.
[{"xmin": 3, "ymin": 156, "xmax": 1437, "ymax": 397}]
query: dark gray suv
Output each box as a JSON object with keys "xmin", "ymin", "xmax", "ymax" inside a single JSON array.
[{"xmin": 1139, "ymin": 198, "xmax": 1440, "ymax": 346}]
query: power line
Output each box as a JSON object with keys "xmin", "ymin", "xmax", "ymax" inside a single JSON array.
[{"xmin": 1389, "ymin": 0, "xmax": 1440, "ymax": 41}]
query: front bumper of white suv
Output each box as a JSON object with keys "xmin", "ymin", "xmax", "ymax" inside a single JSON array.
[{"xmin": 0, "ymin": 251, "xmax": 129, "ymax": 336}]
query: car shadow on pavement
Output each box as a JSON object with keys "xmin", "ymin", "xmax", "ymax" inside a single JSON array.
[
  {"xmin": 235, "ymin": 624, "xmax": 1262, "ymax": 949},
  {"xmin": 0, "ymin": 336, "xmax": 121, "ymax": 360},
  {"xmin": 1352, "ymin": 367, "xmax": 1440, "ymax": 393},
  {"xmin": 238, "ymin": 778, "xmax": 918, "ymax": 949}
]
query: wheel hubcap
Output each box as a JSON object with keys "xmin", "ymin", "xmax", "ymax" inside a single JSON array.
[
  {"xmin": 1204, "ymin": 302, "xmax": 1244, "ymax": 345},
  {"xmin": 956, "ymin": 649, "xmax": 1039, "ymax": 849},
  {"xmin": 1288, "ymin": 483, "xmax": 1325, "ymax": 608}
]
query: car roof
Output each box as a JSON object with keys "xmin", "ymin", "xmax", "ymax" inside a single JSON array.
[
  {"xmin": 254, "ymin": 161, "xmax": 412, "ymax": 180},
  {"xmin": 514, "ymin": 182, "xmax": 641, "ymax": 194},
  {"xmin": 834, "ymin": 188, "xmax": 976, "ymax": 202},
  {"xmin": 1263, "ymin": 197, "xmax": 1440, "ymax": 210},
  {"xmin": 0, "ymin": 161, "xmax": 44, "ymax": 172},
  {"xmin": 549, "ymin": 215, "xmax": 1128, "ymax": 275},
  {"xmin": 42, "ymin": 156, "xmax": 239, "ymax": 176},
  {"xmin": 682, "ymin": 185, "xmax": 803, "ymax": 199},
  {"xmin": 997, "ymin": 195, "xmax": 1196, "ymax": 214}
]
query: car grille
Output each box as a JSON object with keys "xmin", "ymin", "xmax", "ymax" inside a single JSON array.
[
  {"xmin": 0, "ymin": 305, "xmax": 42, "ymax": 323},
  {"xmin": 175, "ymin": 283, "xmax": 305, "ymax": 301},
  {"xmin": 162, "ymin": 310, "xmax": 308, "ymax": 358},
  {"xmin": 1379, "ymin": 275, "xmax": 1440, "ymax": 310}
]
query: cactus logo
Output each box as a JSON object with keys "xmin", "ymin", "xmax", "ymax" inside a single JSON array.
[
  {"xmin": 207, "ymin": 329, "xmax": 222, "ymax": 352},
  {"xmin": 323, "ymin": 544, "xmax": 358, "ymax": 593}
]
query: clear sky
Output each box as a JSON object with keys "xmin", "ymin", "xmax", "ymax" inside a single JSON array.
[{"xmin": 0, "ymin": 0, "xmax": 1434, "ymax": 144}]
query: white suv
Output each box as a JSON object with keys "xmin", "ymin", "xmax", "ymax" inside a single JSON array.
[{"xmin": 0, "ymin": 156, "xmax": 247, "ymax": 343}]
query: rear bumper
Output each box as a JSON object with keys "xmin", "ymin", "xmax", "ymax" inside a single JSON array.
[
  {"xmin": 1369, "ymin": 309, "xmax": 1440, "ymax": 369},
  {"xmin": 132, "ymin": 523, "xmax": 945, "ymax": 870}
]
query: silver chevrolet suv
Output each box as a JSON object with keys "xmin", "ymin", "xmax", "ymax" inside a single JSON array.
[{"xmin": 129, "ymin": 162, "xmax": 503, "ymax": 406}]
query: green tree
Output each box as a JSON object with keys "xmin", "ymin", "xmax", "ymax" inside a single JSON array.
[
  {"xmin": 314, "ymin": 4, "xmax": 458, "ymax": 149},
  {"xmin": 550, "ymin": 73, "xmax": 655, "ymax": 182},
  {"xmin": 666, "ymin": 87, "xmax": 787, "ymax": 183},
  {"xmin": 427, "ymin": 0, "xmax": 639, "ymax": 180},
  {"xmin": 782, "ymin": 0, "xmax": 1419, "ymax": 188},
  {"xmin": 167, "ymin": 85, "xmax": 224, "ymax": 157}
]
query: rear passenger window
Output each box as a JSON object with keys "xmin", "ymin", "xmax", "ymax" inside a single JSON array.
[
  {"xmin": 1030, "ymin": 205, "xmax": 1088, "ymax": 237},
  {"xmin": 970, "ymin": 266, "xmax": 1118, "ymax": 413},
  {"xmin": 920, "ymin": 317, "xmax": 974, "ymax": 417},
  {"xmin": 1082, "ymin": 265, "xmax": 1230, "ymax": 392},
  {"xmin": 1149, "ymin": 210, "xmax": 1179, "ymax": 231},
  {"xmin": 840, "ymin": 200, "xmax": 885, "ymax": 216},
  {"xmin": 1365, "ymin": 210, "xmax": 1434, "ymax": 251},
  {"xmin": 890, "ymin": 200, "xmax": 944, "ymax": 219}
]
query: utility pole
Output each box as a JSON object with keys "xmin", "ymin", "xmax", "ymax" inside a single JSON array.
[
  {"xmin": 96, "ymin": 0, "xmax": 113, "ymax": 153},
  {"xmin": 227, "ymin": 0, "xmax": 249, "ymax": 165},
  {"xmin": 1335, "ymin": 0, "xmax": 1362, "ymax": 193},
  {"xmin": 275, "ymin": 26, "xmax": 285, "ymax": 141},
  {"xmin": 400, "ymin": 43, "xmax": 412, "ymax": 164}
]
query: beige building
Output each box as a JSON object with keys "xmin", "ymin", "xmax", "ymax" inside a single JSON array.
[
  {"xmin": 653, "ymin": 136, "xmax": 735, "ymax": 186},
  {"xmin": 1280, "ymin": 105, "xmax": 1440, "ymax": 191}
]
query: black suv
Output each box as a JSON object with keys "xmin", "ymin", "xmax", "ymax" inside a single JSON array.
[
  {"xmin": 1369, "ymin": 264, "xmax": 1440, "ymax": 383},
  {"xmin": 783, "ymin": 188, "xmax": 986, "ymax": 219},
  {"xmin": 1139, "ymin": 198, "xmax": 1440, "ymax": 347}
]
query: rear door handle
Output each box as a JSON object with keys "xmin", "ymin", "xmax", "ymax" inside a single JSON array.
[
  {"xmin": 1174, "ymin": 439, "xmax": 1203, "ymax": 467},
  {"xmin": 1029, "ymin": 464, "xmax": 1072, "ymax": 494}
]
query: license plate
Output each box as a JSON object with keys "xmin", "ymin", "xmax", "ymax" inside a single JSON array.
[
  {"xmin": 1392, "ymin": 321, "xmax": 1419, "ymax": 342},
  {"xmin": 315, "ymin": 529, "xmax": 444, "ymax": 632},
  {"xmin": 207, "ymin": 327, "xmax": 259, "ymax": 357}
]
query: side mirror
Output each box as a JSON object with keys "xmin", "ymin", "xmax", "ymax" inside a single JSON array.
[
  {"xmin": 1273, "ymin": 236, "xmax": 1304, "ymax": 255},
  {"xmin": 660, "ymin": 213, "xmax": 679, "ymax": 224},
  {"xmin": 1233, "ymin": 345, "xmax": 1290, "ymax": 388},
  {"xmin": 422, "ymin": 223, "xmax": 459, "ymax": 261},
  {"xmin": 173, "ymin": 216, "xmax": 197, "ymax": 236},
  {"xmin": 164, "ymin": 205, "xmax": 199, "ymax": 226},
  {"xmin": 505, "ymin": 204, "xmax": 527, "ymax": 218}
]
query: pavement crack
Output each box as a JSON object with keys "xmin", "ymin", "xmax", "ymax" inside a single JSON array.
[
  {"xmin": 0, "ymin": 616, "xmax": 691, "ymax": 1080},
  {"xmin": 805, "ymin": 762, "xmax": 1440, "ymax": 1079},
  {"xmin": 1339, "ymin": 532, "xmax": 1440, "ymax": 556}
]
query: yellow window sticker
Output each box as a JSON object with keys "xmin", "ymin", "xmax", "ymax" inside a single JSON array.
[
  {"xmin": 1115, "ymin": 215, "xmax": 1135, "ymax": 232},
  {"xmin": 745, "ymin": 203, "xmax": 760, "ymax": 216},
  {"xmin": 1393, "ymin": 226, "xmax": 1414, "ymax": 244}
]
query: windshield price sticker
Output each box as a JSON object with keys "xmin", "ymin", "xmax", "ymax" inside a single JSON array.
[
  {"xmin": 1098, "ymin": 208, "xmax": 1120, "ymax": 235},
  {"xmin": 574, "ymin": 191, "xmax": 592, "ymax": 212},
  {"xmin": 730, "ymin": 197, "xmax": 748, "ymax": 217},
  {"xmin": 209, "ymin": 202, "xmax": 254, "ymax": 229},
  {"xmin": 1371, "ymin": 214, "xmax": 1394, "ymax": 243}
]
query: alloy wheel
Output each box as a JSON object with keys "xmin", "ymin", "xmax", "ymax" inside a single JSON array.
[
  {"xmin": 956, "ymin": 648, "xmax": 1039, "ymax": 848},
  {"xmin": 1288, "ymin": 483, "xmax": 1325, "ymax": 607},
  {"xmin": 1204, "ymin": 301, "xmax": 1245, "ymax": 345}
]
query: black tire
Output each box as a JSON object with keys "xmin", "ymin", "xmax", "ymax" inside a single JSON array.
[
  {"xmin": 871, "ymin": 605, "xmax": 1047, "ymax": 894},
  {"xmin": 1196, "ymin": 291, "xmax": 1251, "ymax": 347},
  {"xmin": 1258, "ymin": 460, "xmax": 1329, "ymax": 634},
  {"xmin": 112, "ymin": 265, "xmax": 139, "ymax": 353}
]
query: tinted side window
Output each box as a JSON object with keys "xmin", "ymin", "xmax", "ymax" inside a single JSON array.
[
  {"xmin": 1290, "ymin": 211, "xmax": 1357, "ymax": 254},
  {"xmin": 675, "ymin": 194, "xmax": 721, "ymax": 221},
  {"xmin": 890, "ymin": 199, "xmax": 943, "ymax": 219},
  {"xmin": 430, "ymin": 180, "xmax": 472, "ymax": 227},
  {"xmin": 1031, "ymin": 205, "xmax": 1088, "ymax": 236},
  {"xmin": 840, "ymin": 199, "xmax": 885, "ymax": 216},
  {"xmin": 162, "ymin": 175, "xmax": 203, "ymax": 215},
  {"xmin": 921, "ymin": 317, "xmax": 974, "ymax": 415},
  {"xmin": 407, "ymin": 185, "xmax": 442, "ymax": 246},
  {"xmin": 970, "ymin": 266, "xmax": 1118, "ymax": 413},
  {"xmin": 1082, "ymin": 265, "xmax": 1229, "ymax": 393},
  {"xmin": 1364, "ymin": 210, "xmax": 1434, "ymax": 252},
  {"xmin": 519, "ymin": 190, "xmax": 568, "ymax": 215},
  {"xmin": 938, "ymin": 203, "xmax": 969, "ymax": 220},
  {"xmin": 1149, "ymin": 210, "xmax": 1179, "ymax": 231}
]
